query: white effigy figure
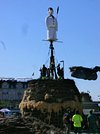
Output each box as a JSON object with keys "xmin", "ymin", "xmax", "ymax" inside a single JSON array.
[{"xmin": 45, "ymin": 7, "xmax": 58, "ymax": 41}]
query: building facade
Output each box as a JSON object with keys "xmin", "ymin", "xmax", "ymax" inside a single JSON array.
[
  {"xmin": 0, "ymin": 78, "xmax": 29, "ymax": 109},
  {"xmin": 81, "ymin": 92, "xmax": 100, "ymax": 114}
]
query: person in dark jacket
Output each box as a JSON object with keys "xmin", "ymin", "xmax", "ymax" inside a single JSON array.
[
  {"xmin": 87, "ymin": 110, "xmax": 98, "ymax": 133},
  {"xmin": 63, "ymin": 112, "xmax": 71, "ymax": 134}
]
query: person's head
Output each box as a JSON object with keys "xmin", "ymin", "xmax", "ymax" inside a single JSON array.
[
  {"xmin": 75, "ymin": 110, "xmax": 79, "ymax": 114},
  {"xmin": 64, "ymin": 113, "xmax": 68, "ymax": 117},
  {"xmin": 48, "ymin": 7, "xmax": 54, "ymax": 15},
  {"xmin": 58, "ymin": 64, "xmax": 60, "ymax": 67},
  {"xmin": 90, "ymin": 110, "xmax": 93, "ymax": 114}
]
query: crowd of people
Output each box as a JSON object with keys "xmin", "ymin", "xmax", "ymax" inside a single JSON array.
[
  {"xmin": 40, "ymin": 64, "xmax": 64, "ymax": 80},
  {"xmin": 63, "ymin": 110, "xmax": 100, "ymax": 134}
]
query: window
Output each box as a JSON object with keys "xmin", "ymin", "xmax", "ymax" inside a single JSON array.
[{"xmin": 2, "ymin": 82, "xmax": 9, "ymax": 89}]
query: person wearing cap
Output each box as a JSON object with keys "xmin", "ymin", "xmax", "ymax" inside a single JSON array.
[{"xmin": 45, "ymin": 7, "xmax": 58, "ymax": 41}]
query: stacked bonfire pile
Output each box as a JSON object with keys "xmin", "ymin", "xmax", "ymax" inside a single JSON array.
[
  {"xmin": 0, "ymin": 116, "xmax": 65, "ymax": 134},
  {"xmin": 19, "ymin": 79, "xmax": 82, "ymax": 127}
]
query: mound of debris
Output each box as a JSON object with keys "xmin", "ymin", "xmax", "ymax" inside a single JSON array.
[
  {"xmin": 19, "ymin": 79, "xmax": 82, "ymax": 127},
  {"xmin": 0, "ymin": 116, "xmax": 65, "ymax": 134}
]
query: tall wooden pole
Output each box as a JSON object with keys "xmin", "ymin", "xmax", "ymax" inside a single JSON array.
[{"xmin": 49, "ymin": 41, "xmax": 57, "ymax": 79}]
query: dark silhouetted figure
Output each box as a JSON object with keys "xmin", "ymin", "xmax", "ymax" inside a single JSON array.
[
  {"xmin": 60, "ymin": 67, "xmax": 64, "ymax": 79},
  {"xmin": 47, "ymin": 68, "xmax": 50, "ymax": 79},
  {"xmin": 87, "ymin": 110, "xmax": 98, "ymax": 133},
  {"xmin": 57, "ymin": 64, "xmax": 61, "ymax": 79},
  {"xmin": 57, "ymin": 64, "xmax": 64, "ymax": 79},
  {"xmin": 63, "ymin": 112, "xmax": 71, "ymax": 134},
  {"xmin": 40, "ymin": 65, "xmax": 47, "ymax": 79}
]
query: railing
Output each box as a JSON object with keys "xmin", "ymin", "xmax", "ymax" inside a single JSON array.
[{"xmin": 0, "ymin": 77, "xmax": 33, "ymax": 82}]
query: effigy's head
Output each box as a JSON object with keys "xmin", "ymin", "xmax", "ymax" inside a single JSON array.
[{"xmin": 48, "ymin": 7, "xmax": 54, "ymax": 15}]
